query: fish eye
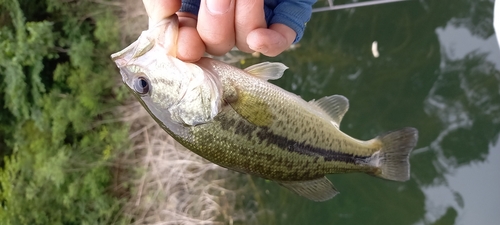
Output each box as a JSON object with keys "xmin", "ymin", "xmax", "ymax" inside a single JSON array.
[{"xmin": 134, "ymin": 77, "xmax": 150, "ymax": 94}]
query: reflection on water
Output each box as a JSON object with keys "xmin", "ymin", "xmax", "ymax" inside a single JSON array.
[
  {"xmin": 417, "ymin": 19, "xmax": 500, "ymax": 224},
  {"xmin": 242, "ymin": 0, "xmax": 500, "ymax": 224},
  {"xmin": 421, "ymin": 142, "xmax": 500, "ymax": 225}
]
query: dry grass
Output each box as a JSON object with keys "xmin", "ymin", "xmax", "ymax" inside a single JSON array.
[
  {"xmin": 113, "ymin": 102, "xmax": 246, "ymax": 225},
  {"xmin": 110, "ymin": 1, "xmax": 254, "ymax": 224}
]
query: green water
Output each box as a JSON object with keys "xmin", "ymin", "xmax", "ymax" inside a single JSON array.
[{"xmin": 245, "ymin": 1, "xmax": 500, "ymax": 224}]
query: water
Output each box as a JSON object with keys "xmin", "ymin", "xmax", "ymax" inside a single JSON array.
[{"xmin": 243, "ymin": 1, "xmax": 500, "ymax": 224}]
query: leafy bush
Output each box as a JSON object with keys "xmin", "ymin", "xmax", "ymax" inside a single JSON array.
[{"xmin": 0, "ymin": 0, "xmax": 129, "ymax": 224}]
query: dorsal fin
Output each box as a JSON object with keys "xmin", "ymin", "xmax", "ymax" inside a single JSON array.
[
  {"xmin": 309, "ymin": 95, "xmax": 349, "ymax": 127},
  {"xmin": 244, "ymin": 62, "xmax": 288, "ymax": 80}
]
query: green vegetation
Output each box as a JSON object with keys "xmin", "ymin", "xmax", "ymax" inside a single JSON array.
[{"xmin": 0, "ymin": 0, "xmax": 129, "ymax": 224}]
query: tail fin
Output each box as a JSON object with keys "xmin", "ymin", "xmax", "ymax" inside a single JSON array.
[{"xmin": 376, "ymin": 127, "xmax": 418, "ymax": 181}]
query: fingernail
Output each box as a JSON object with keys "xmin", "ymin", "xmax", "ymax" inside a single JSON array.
[
  {"xmin": 206, "ymin": 0, "xmax": 232, "ymax": 15},
  {"xmin": 250, "ymin": 45, "xmax": 269, "ymax": 54}
]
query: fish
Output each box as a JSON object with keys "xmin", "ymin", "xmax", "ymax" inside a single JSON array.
[{"xmin": 111, "ymin": 15, "xmax": 418, "ymax": 202}]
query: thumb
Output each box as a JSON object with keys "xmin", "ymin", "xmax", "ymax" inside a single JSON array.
[
  {"xmin": 247, "ymin": 23, "xmax": 296, "ymax": 57},
  {"xmin": 142, "ymin": 0, "xmax": 181, "ymax": 27}
]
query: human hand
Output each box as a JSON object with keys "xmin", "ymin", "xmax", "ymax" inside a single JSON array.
[{"xmin": 142, "ymin": 0, "xmax": 313, "ymax": 62}]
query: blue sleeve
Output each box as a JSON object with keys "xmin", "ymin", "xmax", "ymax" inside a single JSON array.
[
  {"xmin": 179, "ymin": 0, "xmax": 200, "ymax": 15},
  {"xmin": 180, "ymin": 0, "xmax": 316, "ymax": 43},
  {"xmin": 264, "ymin": 0, "xmax": 316, "ymax": 43}
]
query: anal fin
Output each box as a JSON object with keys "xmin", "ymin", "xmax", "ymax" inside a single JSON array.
[{"xmin": 278, "ymin": 177, "xmax": 339, "ymax": 202}]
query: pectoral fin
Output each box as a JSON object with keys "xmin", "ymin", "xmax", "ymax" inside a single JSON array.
[
  {"xmin": 225, "ymin": 86, "xmax": 274, "ymax": 127},
  {"xmin": 278, "ymin": 177, "xmax": 339, "ymax": 202}
]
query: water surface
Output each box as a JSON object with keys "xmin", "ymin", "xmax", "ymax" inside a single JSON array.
[{"xmin": 243, "ymin": 1, "xmax": 500, "ymax": 224}]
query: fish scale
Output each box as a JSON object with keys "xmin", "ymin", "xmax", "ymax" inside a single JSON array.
[
  {"xmin": 111, "ymin": 15, "xmax": 418, "ymax": 201},
  {"xmin": 173, "ymin": 93, "xmax": 371, "ymax": 180}
]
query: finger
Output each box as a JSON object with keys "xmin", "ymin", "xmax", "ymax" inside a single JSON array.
[
  {"xmin": 247, "ymin": 23, "xmax": 296, "ymax": 57},
  {"xmin": 142, "ymin": 0, "xmax": 181, "ymax": 26},
  {"xmin": 197, "ymin": 0, "xmax": 236, "ymax": 56},
  {"xmin": 177, "ymin": 13, "xmax": 205, "ymax": 62},
  {"xmin": 177, "ymin": 26, "xmax": 205, "ymax": 62},
  {"xmin": 234, "ymin": 0, "xmax": 267, "ymax": 53}
]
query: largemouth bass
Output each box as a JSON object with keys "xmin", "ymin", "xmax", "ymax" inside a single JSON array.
[{"xmin": 111, "ymin": 15, "xmax": 418, "ymax": 202}]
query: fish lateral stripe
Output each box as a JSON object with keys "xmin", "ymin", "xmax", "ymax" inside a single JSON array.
[
  {"xmin": 256, "ymin": 127, "xmax": 371, "ymax": 164},
  {"xmin": 217, "ymin": 113, "xmax": 371, "ymax": 164}
]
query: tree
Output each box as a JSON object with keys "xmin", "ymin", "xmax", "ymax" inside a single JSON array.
[{"xmin": 0, "ymin": 0, "xmax": 129, "ymax": 224}]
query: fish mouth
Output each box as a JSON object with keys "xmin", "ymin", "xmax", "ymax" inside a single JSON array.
[
  {"xmin": 118, "ymin": 67, "xmax": 135, "ymax": 86},
  {"xmin": 111, "ymin": 14, "xmax": 180, "ymax": 87},
  {"xmin": 110, "ymin": 14, "xmax": 179, "ymax": 65}
]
